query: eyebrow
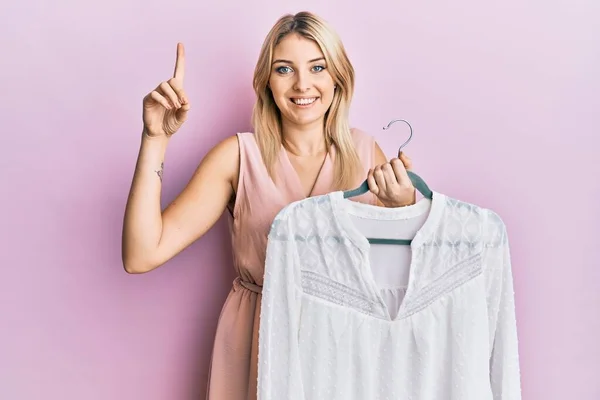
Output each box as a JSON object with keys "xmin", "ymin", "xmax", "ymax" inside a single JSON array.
[{"xmin": 272, "ymin": 57, "xmax": 325, "ymax": 65}]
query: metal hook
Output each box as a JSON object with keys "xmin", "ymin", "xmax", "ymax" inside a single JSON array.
[{"xmin": 383, "ymin": 119, "xmax": 413, "ymax": 155}]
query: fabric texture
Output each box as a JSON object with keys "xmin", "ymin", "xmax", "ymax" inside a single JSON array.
[
  {"xmin": 205, "ymin": 129, "xmax": 377, "ymax": 400},
  {"xmin": 258, "ymin": 191, "xmax": 522, "ymax": 400}
]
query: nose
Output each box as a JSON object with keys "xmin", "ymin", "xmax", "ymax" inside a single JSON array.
[{"xmin": 293, "ymin": 70, "xmax": 311, "ymax": 92}]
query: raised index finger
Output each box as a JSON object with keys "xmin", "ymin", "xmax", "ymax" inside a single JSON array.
[{"xmin": 173, "ymin": 42, "xmax": 185, "ymax": 80}]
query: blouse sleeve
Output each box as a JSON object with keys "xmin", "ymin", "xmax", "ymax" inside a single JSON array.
[
  {"xmin": 257, "ymin": 214, "xmax": 305, "ymax": 400},
  {"xmin": 485, "ymin": 211, "xmax": 522, "ymax": 399}
]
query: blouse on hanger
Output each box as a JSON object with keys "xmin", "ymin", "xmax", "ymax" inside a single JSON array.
[{"xmin": 257, "ymin": 191, "xmax": 521, "ymax": 400}]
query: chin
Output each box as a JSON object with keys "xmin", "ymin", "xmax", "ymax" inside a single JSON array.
[
  {"xmin": 288, "ymin": 113, "xmax": 325, "ymax": 127},
  {"xmin": 286, "ymin": 107, "xmax": 330, "ymax": 126}
]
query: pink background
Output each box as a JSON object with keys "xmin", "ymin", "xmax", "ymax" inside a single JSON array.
[{"xmin": 2, "ymin": 0, "xmax": 599, "ymax": 399}]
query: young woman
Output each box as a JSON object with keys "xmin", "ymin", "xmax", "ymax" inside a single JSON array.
[{"xmin": 122, "ymin": 11, "xmax": 416, "ymax": 399}]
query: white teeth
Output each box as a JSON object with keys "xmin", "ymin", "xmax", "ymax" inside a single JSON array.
[{"xmin": 293, "ymin": 97, "xmax": 317, "ymax": 105}]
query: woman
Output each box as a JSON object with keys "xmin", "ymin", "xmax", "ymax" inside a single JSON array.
[{"xmin": 122, "ymin": 11, "xmax": 417, "ymax": 399}]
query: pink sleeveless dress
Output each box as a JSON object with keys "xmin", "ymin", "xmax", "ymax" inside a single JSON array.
[{"xmin": 205, "ymin": 128, "xmax": 377, "ymax": 400}]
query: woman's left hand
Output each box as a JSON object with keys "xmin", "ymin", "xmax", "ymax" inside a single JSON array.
[{"xmin": 368, "ymin": 152, "xmax": 416, "ymax": 208}]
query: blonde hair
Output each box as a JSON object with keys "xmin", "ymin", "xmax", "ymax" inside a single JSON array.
[{"xmin": 251, "ymin": 11, "xmax": 362, "ymax": 190}]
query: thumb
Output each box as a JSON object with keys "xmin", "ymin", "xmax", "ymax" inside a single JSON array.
[
  {"xmin": 175, "ymin": 102, "xmax": 191, "ymax": 122},
  {"xmin": 399, "ymin": 151, "xmax": 413, "ymax": 170}
]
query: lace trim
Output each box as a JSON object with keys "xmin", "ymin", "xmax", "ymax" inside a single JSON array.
[
  {"xmin": 300, "ymin": 270, "xmax": 385, "ymax": 318},
  {"xmin": 400, "ymin": 253, "xmax": 483, "ymax": 319}
]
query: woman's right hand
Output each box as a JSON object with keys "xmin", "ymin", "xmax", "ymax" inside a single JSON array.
[{"xmin": 142, "ymin": 43, "xmax": 190, "ymax": 138}]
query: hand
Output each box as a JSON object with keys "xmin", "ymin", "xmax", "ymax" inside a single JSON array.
[
  {"xmin": 142, "ymin": 43, "xmax": 190, "ymax": 138},
  {"xmin": 367, "ymin": 152, "xmax": 416, "ymax": 207}
]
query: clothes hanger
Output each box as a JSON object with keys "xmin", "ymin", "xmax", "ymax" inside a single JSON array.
[{"xmin": 342, "ymin": 118, "xmax": 434, "ymax": 245}]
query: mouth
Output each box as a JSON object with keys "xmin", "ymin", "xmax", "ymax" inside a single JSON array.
[{"xmin": 290, "ymin": 97, "xmax": 319, "ymax": 106}]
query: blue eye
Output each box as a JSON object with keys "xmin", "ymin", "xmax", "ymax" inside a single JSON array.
[
  {"xmin": 312, "ymin": 65, "xmax": 325, "ymax": 72},
  {"xmin": 276, "ymin": 66, "xmax": 292, "ymax": 74}
]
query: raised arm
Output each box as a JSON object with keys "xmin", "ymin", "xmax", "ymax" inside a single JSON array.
[{"xmin": 121, "ymin": 43, "xmax": 240, "ymax": 273}]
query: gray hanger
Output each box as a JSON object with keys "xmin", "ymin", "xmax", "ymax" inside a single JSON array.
[
  {"xmin": 385, "ymin": 118, "xmax": 413, "ymax": 153},
  {"xmin": 342, "ymin": 118, "xmax": 434, "ymax": 245}
]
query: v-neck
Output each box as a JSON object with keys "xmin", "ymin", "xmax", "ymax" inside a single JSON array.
[
  {"xmin": 328, "ymin": 190, "xmax": 446, "ymax": 321},
  {"xmin": 279, "ymin": 144, "xmax": 334, "ymax": 199}
]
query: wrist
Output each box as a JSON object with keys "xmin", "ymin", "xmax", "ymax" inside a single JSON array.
[{"xmin": 141, "ymin": 129, "xmax": 170, "ymax": 147}]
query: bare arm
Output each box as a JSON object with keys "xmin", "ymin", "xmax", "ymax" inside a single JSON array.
[{"xmin": 121, "ymin": 134, "xmax": 239, "ymax": 273}]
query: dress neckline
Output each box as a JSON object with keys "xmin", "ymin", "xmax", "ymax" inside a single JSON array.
[{"xmin": 278, "ymin": 143, "xmax": 335, "ymax": 199}]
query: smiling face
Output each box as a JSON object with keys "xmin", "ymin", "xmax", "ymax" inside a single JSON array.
[{"xmin": 269, "ymin": 33, "xmax": 336, "ymax": 131}]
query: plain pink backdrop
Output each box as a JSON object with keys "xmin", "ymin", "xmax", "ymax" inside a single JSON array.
[{"xmin": 2, "ymin": 0, "xmax": 599, "ymax": 399}]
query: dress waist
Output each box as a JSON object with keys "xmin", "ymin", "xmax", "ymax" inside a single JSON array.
[{"xmin": 233, "ymin": 276, "xmax": 263, "ymax": 294}]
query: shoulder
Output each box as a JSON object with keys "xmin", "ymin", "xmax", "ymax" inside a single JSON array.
[
  {"xmin": 197, "ymin": 134, "xmax": 243, "ymax": 184},
  {"xmin": 349, "ymin": 127, "xmax": 376, "ymax": 145},
  {"xmin": 234, "ymin": 131, "xmax": 258, "ymax": 145},
  {"xmin": 268, "ymin": 194, "xmax": 333, "ymax": 239},
  {"xmin": 350, "ymin": 127, "xmax": 386, "ymax": 162},
  {"xmin": 482, "ymin": 207, "xmax": 509, "ymax": 247},
  {"xmin": 208, "ymin": 134, "xmax": 241, "ymax": 160},
  {"xmin": 209, "ymin": 131, "xmax": 261, "ymax": 157},
  {"xmin": 441, "ymin": 196, "xmax": 509, "ymax": 247}
]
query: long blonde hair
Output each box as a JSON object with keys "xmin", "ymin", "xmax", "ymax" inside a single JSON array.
[{"xmin": 251, "ymin": 11, "xmax": 362, "ymax": 190}]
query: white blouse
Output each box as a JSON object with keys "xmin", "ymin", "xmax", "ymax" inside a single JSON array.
[{"xmin": 257, "ymin": 191, "xmax": 521, "ymax": 400}]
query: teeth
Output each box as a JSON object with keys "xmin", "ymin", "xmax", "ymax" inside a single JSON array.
[{"xmin": 293, "ymin": 97, "xmax": 317, "ymax": 105}]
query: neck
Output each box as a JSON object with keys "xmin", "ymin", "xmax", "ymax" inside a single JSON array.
[{"xmin": 281, "ymin": 119, "xmax": 327, "ymax": 157}]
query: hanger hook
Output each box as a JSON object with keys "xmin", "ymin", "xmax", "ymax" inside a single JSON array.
[{"xmin": 383, "ymin": 119, "xmax": 413, "ymax": 156}]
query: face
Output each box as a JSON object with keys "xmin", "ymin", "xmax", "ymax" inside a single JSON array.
[{"xmin": 269, "ymin": 33, "xmax": 336, "ymax": 130}]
